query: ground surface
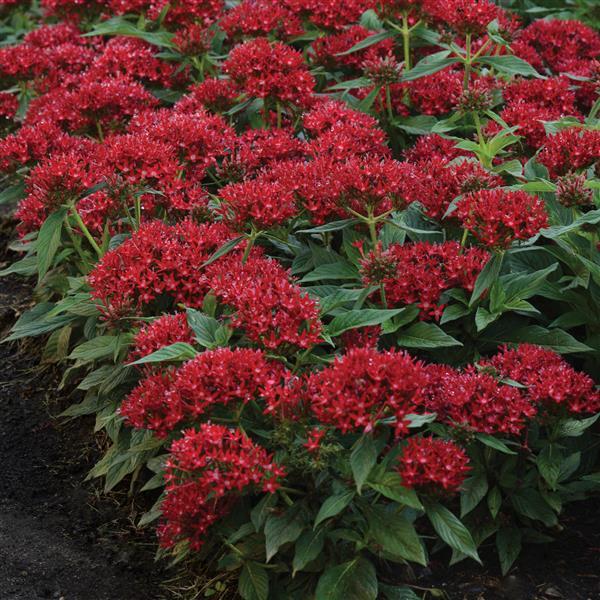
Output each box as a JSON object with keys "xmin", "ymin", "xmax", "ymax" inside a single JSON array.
[
  {"xmin": 0, "ymin": 213, "xmax": 598, "ymax": 600},
  {"xmin": 0, "ymin": 216, "xmax": 167, "ymax": 600}
]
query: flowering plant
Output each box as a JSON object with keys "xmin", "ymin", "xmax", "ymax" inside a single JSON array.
[{"xmin": 1, "ymin": 0, "xmax": 599, "ymax": 597}]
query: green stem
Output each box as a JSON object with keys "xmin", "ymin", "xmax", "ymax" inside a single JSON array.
[
  {"xmin": 134, "ymin": 195, "xmax": 142, "ymax": 230},
  {"xmin": 70, "ymin": 207, "xmax": 103, "ymax": 258},
  {"xmin": 276, "ymin": 101, "xmax": 283, "ymax": 129},
  {"xmin": 95, "ymin": 120, "xmax": 104, "ymax": 142},
  {"xmin": 401, "ymin": 12, "xmax": 411, "ymax": 70},
  {"xmin": 460, "ymin": 227, "xmax": 469, "ymax": 248},
  {"xmin": 241, "ymin": 229, "xmax": 260, "ymax": 264},
  {"xmin": 463, "ymin": 33, "xmax": 472, "ymax": 91},
  {"xmin": 385, "ymin": 84, "xmax": 394, "ymax": 122}
]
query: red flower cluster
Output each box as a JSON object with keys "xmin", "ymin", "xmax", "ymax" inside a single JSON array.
[
  {"xmin": 456, "ymin": 189, "xmax": 548, "ymax": 249},
  {"xmin": 307, "ymin": 348, "xmax": 427, "ymax": 435},
  {"xmin": 88, "ymin": 220, "xmax": 235, "ymax": 317},
  {"xmin": 224, "ymin": 38, "xmax": 315, "ymax": 107},
  {"xmin": 537, "ymin": 128, "xmax": 600, "ymax": 179},
  {"xmin": 484, "ymin": 345, "xmax": 600, "ymax": 415},
  {"xmin": 424, "ymin": 0, "xmax": 501, "ymax": 35},
  {"xmin": 129, "ymin": 313, "xmax": 194, "ymax": 364},
  {"xmin": 159, "ymin": 424, "xmax": 283, "ymax": 549},
  {"xmin": 398, "ymin": 437, "xmax": 470, "ymax": 495},
  {"xmin": 422, "ymin": 366, "xmax": 537, "ymax": 435},
  {"xmin": 220, "ymin": 0, "xmax": 303, "ymax": 39},
  {"xmin": 209, "ymin": 256, "xmax": 323, "ymax": 351},
  {"xmin": 361, "ymin": 242, "xmax": 489, "ymax": 320}
]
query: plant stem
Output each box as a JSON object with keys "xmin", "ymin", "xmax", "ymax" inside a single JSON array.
[
  {"xmin": 401, "ymin": 12, "xmax": 411, "ymax": 70},
  {"xmin": 276, "ymin": 101, "xmax": 283, "ymax": 128},
  {"xmin": 385, "ymin": 84, "xmax": 394, "ymax": 122},
  {"xmin": 95, "ymin": 120, "xmax": 104, "ymax": 142},
  {"xmin": 463, "ymin": 32, "xmax": 472, "ymax": 91},
  {"xmin": 70, "ymin": 207, "xmax": 103, "ymax": 258},
  {"xmin": 460, "ymin": 227, "xmax": 469, "ymax": 248},
  {"xmin": 241, "ymin": 228, "xmax": 259, "ymax": 264}
]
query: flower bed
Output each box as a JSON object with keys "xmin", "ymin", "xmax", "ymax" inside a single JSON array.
[{"xmin": 1, "ymin": 0, "xmax": 599, "ymax": 598}]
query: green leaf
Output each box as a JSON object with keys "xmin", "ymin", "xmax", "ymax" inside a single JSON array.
[
  {"xmin": 541, "ymin": 209, "xmax": 600, "ymax": 239},
  {"xmin": 327, "ymin": 308, "xmax": 405, "ymax": 337},
  {"xmin": 461, "ymin": 474, "xmax": 489, "ymax": 517},
  {"xmin": 317, "ymin": 289, "xmax": 367, "ymax": 315},
  {"xmin": 440, "ymin": 304, "xmax": 470, "ymax": 325},
  {"xmin": 510, "ymin": 489, "xmax": 557, "ymax": 527},
  {"xmin": 396, "ymin": 322, "xmax": 462, "ymax": 349},
  {"xmin": 5, "ymin": 303, "xmax": 77, "ymax": 341},
  {"xmin": 402, "ymin": 51, "xmax": 460, "ymax": 81},
  {"xmin": 555, "ymin": 414, "xmax": 599, "ymax": 438},
  {"xmin": 186, "ymin": 308, "xmax": 220, "ymax": 348},
  {"xmin": 314, "ymin": 490, "xmax": 355, "ymax": 528},
  {"xmin": 489, "ymin": 325, "xmax": 593, "ymax": 354},
  {"xmin": 496, "ymin": 528, "xmax": 522, "ymax": 575},
  {"xmin": 250, "ymin": 494, "xmax": 276, "ymax": 532},
  {"xmin": 367, "ymin": 472, "xmax": 423, "ymax": 509},
  {"xmin": 264, "ymin": 506, "xmax": 305, "ymax": 562},
  {"xmin": 379, "ymin": 584, "xmax": 421, "ymax": 600},
  {"xmin": 127, "ymin": 342, "xmax": 197, "ymax": 366},
  {"xmin": 315, "ymin": 557, "xmax": 378, "ymax": 600},
  {"xmin": 37, "ymin": 208, "xmax": 67, "ymax": 281},
  {"xmin": 337, "ymin": 31, "xmax": 394, "ymax": 56},
  {"xmin": 200, "ymin": 235, "xmax": 245, "ymax": 267},
  {"xmin": 487, "ymin": 486, "xmax": 502, "ymax": 519},
  {"xmin": 350, "ymin": 435, "xmax": 378, "ymax": 493},
  {"xmin": 293, "ymin": 528, "xmax": 325, "ymax": 575},
  {"xmin": 0, "ymin": 181, "xmax": 25, "ymax": 205},
  {"xmin": 537, "ymin": 444, "xmax": 562, "ymax": 490},
  {"xmin": 301, "ymin": 261, "xmax": 360, "ymax": 283},
  {"xmin": 85, "ymin": 16, "xmax": 175, "ymax": 48},
  {"xmin": 477, "ymin": 55, "xmax": 541, "ymax": 77},
  {"xmin": 475, "ymin": 433, "xmax": 517, "ymax": 455},
  {"xmin": 475, "ymin": 307, "xmax": 498, "ymax": 332},
  {"xmin": 470, "ymin": 253, "xmax": 504, "ymax": 306},
  {"xmin": 297, "ymin": 219, "xmax": 360, "ymax": 233},
  {"xmin": 425, "ymin": 501, "xmax": 481, "ymax": 564},
  {"xmin": 238, "ymin": 561, "xmax": 269, "ymax": 600},
  {"xmin": 69, "ymin": 335, "xmax": 119, "ymax": 362},
  {"xmin": 365, "ymin": 505, "xmax": 427, "ymax": 566},
  {"xmin": 357, "ymin": 85, "xmax": 382, "ymax": 113}
]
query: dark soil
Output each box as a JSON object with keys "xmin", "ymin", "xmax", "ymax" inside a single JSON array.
[
  {"xmin": 0, "ymin": 212, "xmax": 599, "ymax": 600},
  {"xmin": 413, "ymin": 497, "xmax": 600, "ymax": 599},
  {"xmin": 0, "ymin": 215, "xmax": 168, "ymax": 600}
]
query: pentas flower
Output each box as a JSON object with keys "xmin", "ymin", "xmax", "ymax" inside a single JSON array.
[
  {"xmin": 0, "ymin": 122, "xmax": 94, "ymax": 173},
  {"xmin": 120, "ymin": 371, "xmax": 183, "ymax": 437},
  {"xmin": 173, "ymin": 348, "xmax": 289, "ymax": 418},
  {"xmin": 303, "ymin": 100, "xmax": 384, "ymax": 138},
  {"xmin": 128, "ymin": 313, "xmax": 194, "ymax": 364},
  {"xmin": 312, "ymin": 26, "xmax": 394, "ymax": 70},
  {"xmin": 340, "ymin": 325, "xmax": 381, "ymax": 351},
  {"xmin": 361, "ymin": 242, "xmax": 489, "ymax": 320},
  {"xmin": 556, "ymin": 174, "xmax": 594, "ymax": 208},
  {"xmin": 422, "ymin": 367, "xmax": 536, "ymax": 436},
  {"xmin": 287, "ymin": 0, "xmax": 375, "ymax": 30},
  {"xmin": 25, "ymin": 76, "xmax": 159, "ymax": 136},
  {"xmin": 208, "ymin": 255, "xmax": 322, "ymax": 351},
  {"xmin": 408, "ymin": 69, "xmax": 463, "ymax": 116},
  {"xmin": 484, "ymin": 345, "xmax": 600, "ymax": 415},
  {"xmin": 512, "ymin": 19, "xmax": 600, "ymax": 75},
  {"xmin": 127, "ymin": 109, "xmax": 235, "ymax": 179},
  {"xmin": 503, "ymin": 77, "xmax": 578, "ymax": 116},
  {"xmin": 307, "ymin": 348, "xmax": 427, "ymax": 435},
  {"xmin": 423, "ymin": 0, "xmax": 500, "ymax": 36},
  {"xmin": 398, "ymin": 437, "xmax": 470, "ymax": 495},
  {"xmin": 172, "ymin": 24, "xmax": 214, "ymax": 56},
  {"xmin": 176, "ymin": 78, "xmax": 239, "ymax": 113},
  {"xmin": 0, "ymin": 92, "xmax": 18, "ymax": 119},
  {"xmin": 400, "ymin": 157, "xmax": 503, "ymax": 221},
  {"xmin": 40, "ymin": 0, "xmax": 104, "ymax": 18},
  {"xmin": 15, "ymin": 148, "xmax": 100, "ymax": 234},
  {"xmin": 223, "ymin": 38, "xmax": 315, "ymax": 108},
  {"xmin": 456, "ymin": 189, "xmax": 548, "ymax": 249},
  {"xmin": 147, "ymin": 0, "xmax": 224, "ymax": 26},
  {"xmin": 159, "ymin": 424, "xmax": 284, "ymax": 550},
  {"xmin": 221, "ymin": 0, "xmax": 303, "ymax": 39},
  {"xmin": 537, "ymin": 128, "xmax": 600, "ymax": 179},
  {"xmin": 221, "ymin": 128, "xmax": 306, "ymax": 179},
  {"xmin": 219, "ymin": 174, "xmax": 298, "ymax": 230},
  {"xmin": 88, "ymin": 37, "xmax": 177, "ymax": 86},
  {"xmin": 403, "ymin": 134, "xmax": 466, "ymax": 164},
  {"xmin": 88, "ymin": 220, "xmax": 236, "ymax": 318}
]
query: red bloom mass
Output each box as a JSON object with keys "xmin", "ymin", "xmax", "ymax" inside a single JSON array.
[
  {"xmin": 307, "ymin": 348, "xmax": 427, "ymax": 435},
  {"xmin": 456, "ymin": 189, "xmax": 548, "ymax": 249},
  {"xmin": 398, "ymin": 437, "xmax": 470, "ymax": 495}
]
